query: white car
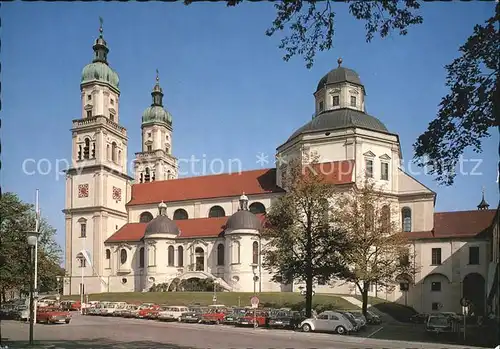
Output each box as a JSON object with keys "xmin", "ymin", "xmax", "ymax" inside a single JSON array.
[
  {"xmin": 104, "ymin": 302, "xmax": 127, "ymax": 316},
  {"xmin": 157, "ymin": 306, "xmax": 190, "ymax": 321},
  {"xmin": 300, "ymin": 311, "xmax": 355, "ymax": 335}
]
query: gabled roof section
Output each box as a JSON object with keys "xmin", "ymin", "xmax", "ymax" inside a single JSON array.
[
  {"xmin": 127, "ymin": 168, "xmax": 283, "ymax": 206},
  {"xmin": 398, "ymin": 169, "xmax": 435, "ymax": 196},
  {"xmin": 379, "ymin": 154, "xmax": 391, "ymax": 160},
  {"xmin": 105, "ymin": 215, "xmax": 267, "ymax": 243},
  {"xmin": 407, "ymin": 209, "xmax": 496, "ymax": 240}
]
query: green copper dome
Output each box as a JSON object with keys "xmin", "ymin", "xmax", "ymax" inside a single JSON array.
[
  {"xmin": 142, "ymin": 71, "xmax": 172, "ymax": 126},
  {"xmin": 142, "ymin": 105, "xmax": 172, "ymax": 125},
  {"xmin": 81, "ymin": 62, "xmax": 119, "ymax": 90},
  {"xmin": 80, "ymin": 19, "xmax": 119, "ymax": 91}
]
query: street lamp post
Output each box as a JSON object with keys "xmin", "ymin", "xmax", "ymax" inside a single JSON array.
[{"xmin": 26, "ymin": 230, "xmax": 40, "ymax": 346}]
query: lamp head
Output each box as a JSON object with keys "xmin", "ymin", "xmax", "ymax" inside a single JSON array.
[{"xmin": 26, "ymin": 230, "xmax": 40, "ymax": 246}]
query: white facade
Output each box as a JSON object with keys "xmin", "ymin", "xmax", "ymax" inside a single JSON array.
[{"xmin": 63, "ymin": 28, "xmax": 495, "ymax": 317}]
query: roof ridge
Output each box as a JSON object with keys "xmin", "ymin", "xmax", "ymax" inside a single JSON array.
[{"xmin": 435, "ymin": 209, "xmax": 496, "ymax": 214}]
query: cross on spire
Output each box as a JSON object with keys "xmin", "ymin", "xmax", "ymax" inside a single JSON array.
[{"xmin": 99, "ymin": 17, "xmax": 104, "ymax": 37}]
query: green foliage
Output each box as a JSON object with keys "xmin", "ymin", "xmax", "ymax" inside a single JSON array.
[
  {"xmin": 263, "ymin": 157, "xmax": 350, "ymax": 317},
  {"xmin": 414, "ymin": 4, "xmax": 499, "ymax": 186},
  {"xmin": 148, "ymin": 278, "xmax": 216, "ymax": 292},
  {"xmin": 0, "ymin": 192, "xmax": 64, "ymax": 298}
]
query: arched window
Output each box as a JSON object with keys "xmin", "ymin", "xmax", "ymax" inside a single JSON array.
[
  {"xmin": 106, "ymin": 144, "xmax": 110, "ymax": 161},
  {"xmin": 178, "ymin": 246, "xmax": 184, "ymax": 267},
  {"xmin": 217, "ymin": 244, "xmax": 225, "ymax": 266},
  {"xmin": 78, "ymin": 145, "xmax": 82, "ymax": 160},
  {"xmin": 402, "ymin": 207, "xmax": 412, "ymax": 232},
  {"xmin": 364, "ymin": 204, "xmax": 374, "ymax": 231},
  {"xmin": 78, "ymin": 218, "xmax": 87, "ymax": 238},
  {"xmin": 232, "ymin": 241, "xmax": 241, "ymax": 264},
  {"xmin": 195, "ymin": 247, "xmax": 204, "ymax": 271},
  {"xmin": 105, "ymin": 249, "xmax": 111, "ymax": 269},
  {"xmin": 118, "ymin": 150, "xmax": 121, "ymax": 163},
  {"xmin": 91, "ymin": 142, "xmax": 96, "ymax": 158},
  {"xmin": 83, "ymin": 138, "xmax": 90, "ymax": 159},
  {"xmin": 139, "ymin": 247, "xmax": 145, "ymax": 268},
  {"xmin": 139, "ymin": 211, "xmax": 153, "ymax": 223},
  {"xmin": 208, "ymin": 206, "xmax": 225, "ymax": 218},
  {"xmin": 249, "ymin": 202, "xmax": 266, "ymax": 215},
  {"xmin": 173, "ymin": 209, "xmax": 188, "ymax": 220},
  {"xmin": 381, "ymin": 205, "xmax": 391, "ymax": 231},
  {"xmin": 168, "ymin": 246, "xmax": 175, "ymax": 266},
  {"xmin": 120, "ymin": 249, "xmax": 127, "ymax": 265},
  {"xmin": 111, "ymin": 142, "xmax": 117, "ymax": 163},
  {"xmin": 144, "ymin": 167, "xmax": 151, "ymax": 182},
  {"xmin": 252, "ymin": 241, "xmax": 259, "ymax": 265}
]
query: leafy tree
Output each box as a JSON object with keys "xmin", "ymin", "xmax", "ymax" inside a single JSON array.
[
  {"xmin": 0, "ymin": 192, "xmax": 64, "ymax": 301},
  {"xmin": 333, "ymin": 180, "xmax": 414, "ymax": 315},
  {"xmin": 414, "ymin": 4, "xmax": 499, "ymax": 186},
  {"xmin": 262, "ymin": 157, "xmax": 349, "ymax": 317}
]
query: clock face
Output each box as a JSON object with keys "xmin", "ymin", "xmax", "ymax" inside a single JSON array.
[
  {"xmin": 78, "ymin": 184, "xmax": 89, "ymax": 198},
  {"xmin": 112, "ymin": 186, "xmax": 122, "ymax": 201}
]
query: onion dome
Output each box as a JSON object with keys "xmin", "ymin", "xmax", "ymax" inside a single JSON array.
[
  {"xmin": 81, "ymin": 17, "xmax": 120, "ymax": 91},
  {"xmin": 316, "ymin": 58, "xmax": 362, "ymax": 92},
  {"xmin": 144, "ymin": 201, "xmax": 180, "ymax": 236},
  {"xmin": 142, "ymin": 70, "xmax": 173, "ymax": 126},
  {"xmin": 225, "ymin": 193, "xmax": 261, "ymax": 231}
]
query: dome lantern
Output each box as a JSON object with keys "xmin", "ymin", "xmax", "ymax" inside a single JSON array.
[
  {"xmin": 141, "ymin": 71, "xmax": 172, "ymax": 126},
  {"xmin": 477, "ymin": 187, "xmax": 489, "ymax": 210},
  {"xmin": 93, "ymin": 17, "xmax": 109, "ymax": 65}
]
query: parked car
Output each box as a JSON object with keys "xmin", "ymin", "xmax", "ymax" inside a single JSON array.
[
  {"xmin": 410, "ymin": 313, "xmax": 429, "ymax": 324},
  {"xmin": 200, "ymin": 307, "xmax": 228, "ymax": 324},
  {"xmin": 158, "ymin": 306, "xmax": 190, "ymax": 322},
  {"xmin": 61, "ymin": 300, "xmax": 81, "ymax": 311},
  {"xmin": 300, "ymin": 311, "xmax": 355, "ymax": 334},
  {"xmin": 223, "ymin": 307, "xmax": 248, "ymax": 325},
  {"xmin": 365, "ymin": 310, "xmax": 382, "ymax": 324},
  {"xmin": 120, "ymin": 304, "xmax": 140, "ymax": 318},
  {"xmin": 179, "ymin": 307, "xmax": 206, "ymax": 323},
  {"xmin": 426, "ymin": 314, "xmax": 453, "ymax": 334},
  {"xmin": 339, "ymin": 311, "xmax": 361, "ymax": 331},
  {"xmin": 102, "ymin": 302, "xmax": 127, "ymax": 316},
  {"xmin": 236, "ymin": 310, "xmax": 269, "ymax": 328},
  {"xmin": 268, "ymin": 309, "xmax": 302, "ymax": 329},
  {"xmin": 36, "ymin": 307, "xmax": 71, "ymax": 324},
  {"xmin": 347, "ymin": 311, "xmax": 367, "ymax": 328},
  {"xmin": 135, "ymin": 304, "xmax": 160, "ymax": 319}
]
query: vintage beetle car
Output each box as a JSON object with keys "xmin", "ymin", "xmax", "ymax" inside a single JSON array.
[
  {"xmin": 36, "ymin": 307, "xmax": 71, "ymax": 324},
  {"xmin": 300, "ymin": 311, "xmax": 354, "ymax": 334}
]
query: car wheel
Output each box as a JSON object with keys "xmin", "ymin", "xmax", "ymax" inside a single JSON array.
[
  {"xmin": 336, "ymin": 326, "xmax": 346, "ymax": 335},
  {"xmin": 215, "ymin": 320, "xmax": 220, "ymax": 325},
  {"xmin": 302, "ymin": 324, "xmax": 311, "ymax": 332},
  {"xmin": 65, "ymin": 319, "xmax": 70, "ymax": 324}
]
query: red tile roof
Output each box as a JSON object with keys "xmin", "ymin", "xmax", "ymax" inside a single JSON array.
[
  {"xmin": 407, "ymin": 209, "xmax": 496, "ymax": 239},
  {"xmin": 127, "ymin": 161, "xmax": 354, "ymax": 206},
  {"xmin": 105, "ymin": 215, "xmax": 266, "ymax": 243}
]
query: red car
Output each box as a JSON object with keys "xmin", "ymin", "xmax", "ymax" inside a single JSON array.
[
  {"xmin": 36, "ymin": 307, "xmax": 71, "ymax": 324},
  {"xmin": 136, "ymin": 304, "xmax": 160, "ymax": 319},
  {"xmin": 236, "ymin": 310, "xmax": 269, "ymax": 327},
  {"xmin": 200, "ymin": 307, "xmax": 228, "ymax": 324}
]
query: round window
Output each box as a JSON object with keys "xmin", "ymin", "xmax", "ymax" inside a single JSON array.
[
  {"xmin": 232, "ymin": 276, "xmax": 239, "ymax": 282},
  {"xmin": 121, "ymin": 278, "xmax": 127, "ymax": 284}
]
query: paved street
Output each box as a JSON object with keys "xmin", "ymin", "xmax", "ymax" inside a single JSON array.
[{"xmin": 1, "ymin": 313, "xmax": 484, "ymax": 349}]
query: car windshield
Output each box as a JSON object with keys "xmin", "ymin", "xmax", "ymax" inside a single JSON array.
[{"xmin": 429, "ymin": 316, "xmax": 450, "ymax": 326}]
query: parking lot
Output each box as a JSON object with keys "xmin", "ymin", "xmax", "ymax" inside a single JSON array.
[{"xmin": 1, "ymin": 312, "xmax": 478, "ymax": 349}]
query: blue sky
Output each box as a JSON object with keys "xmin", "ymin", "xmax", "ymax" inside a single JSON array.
[{"xmin": 2, "ymin": 2, "xmax": 498, "ymax": 251}]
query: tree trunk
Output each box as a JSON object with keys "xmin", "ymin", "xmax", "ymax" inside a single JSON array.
[
  {"xmin": 305, "ymin": 271, "xmax": 313, "ymax": 318},
  {"xmin": 361, "ymin": 282, "xmax": 369, "ymax": 316}
]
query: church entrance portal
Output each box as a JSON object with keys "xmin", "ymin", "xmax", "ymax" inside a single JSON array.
[{"xmin": 463, "ymin": 273, "xmax": 485, "ymax": 315}]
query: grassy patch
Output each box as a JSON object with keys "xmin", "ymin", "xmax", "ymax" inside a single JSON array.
[
  {"xmin": 62, "ymin": 292, "xmax": 356, "ymax": 310},
  {"xmin": 350, "ymin": 295, "xmax": 417, "ymax": 322}
]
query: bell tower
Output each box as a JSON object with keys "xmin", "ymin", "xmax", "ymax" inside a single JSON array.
[
  {"xmin": 63, "ymin": 18, "xmax": 133, "ymax": 296},
  {"xmin": 134, "ymin": 70, "xmax": 178, "ymax": 183}
]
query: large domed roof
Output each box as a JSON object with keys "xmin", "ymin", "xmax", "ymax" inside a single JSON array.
[
  {"xmin": 144, "ymin": 202, "xmax": 179, "ymax": 237},
  {"xmin": 81, "ymin": 62, "xmax": 119, "ymax": 90},
  {"xmin": 142, "ymin": 106, "xmax": 172, "ymax": 125},
  {"xmin": 316, "ymin": 60, "xmax": 362, "ymax": 93},
  {"xmin": 288, "ymin": 108, "xmax": 389, "ymax": 141}
]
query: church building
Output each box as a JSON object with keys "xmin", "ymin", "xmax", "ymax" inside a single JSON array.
[{"xmin": 63, "ymin": 24, "xmax": 497, "ymax": 315}]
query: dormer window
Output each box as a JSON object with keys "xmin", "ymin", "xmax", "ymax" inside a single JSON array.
[
  {"xmin": 319, "ymin": 101, "xmax": 324, "ymax": 112},
  {"xmin": 332, "ymin": 95, "xmax": 339, "ymax": 106},
  {"xmin": 351, "ymin": 96, "xmax": 357, "ymax": 107}
]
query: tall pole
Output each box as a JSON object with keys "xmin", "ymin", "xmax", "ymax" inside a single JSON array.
[
  {"xmin": 33, "ymin": 189, "xmax": 39, "ymax": 326},
  {"xmin": 81, "ymin": 236, "xmax": 85, "ymax": 314},
  {"xmin": 29, "ymin": 246, "xmax": 35, "ymax": 345}
]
